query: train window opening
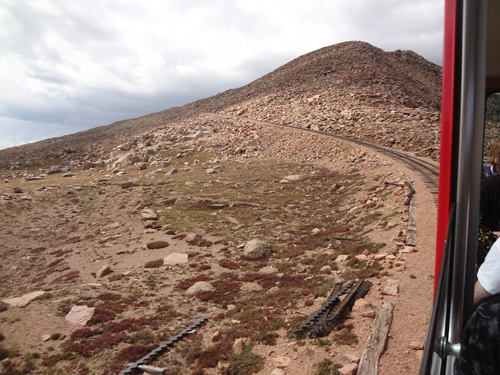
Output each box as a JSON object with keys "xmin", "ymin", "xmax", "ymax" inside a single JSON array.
[{"xmin": 483, "ymin": 92, "xmax": 500, "ymax": 164}]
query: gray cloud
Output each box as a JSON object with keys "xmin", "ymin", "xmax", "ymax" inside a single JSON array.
[{"xmin": 0, "ymin": 0, "xmax": 444, "ymax": 150}]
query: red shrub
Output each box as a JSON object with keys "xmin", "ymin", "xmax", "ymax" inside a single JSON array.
[
  {"xmin": 102, "ymin": 317, "xmax": 152, "ymax": 333},
  {"xmin": 87, "ymin": 306, "xmax": 115, "ymax": 325},
  {"xmin": 156, "ymin": 305, "xmax": 172, "ymax": 313},
  {"xmin": 97, "ymin": 293, "xmax": 121, "ymax": 301},
  {"xmin": 115, "ymin": 344, "xmax": 152, "ymax": 362},
  {"xmin": 66, "ymin": 341, "xmax": 94, "ymax": 358},
  {"xmin": 93, "ymin": 332, "xmax": 127, "ymax": 348},
  {"xmin": 70, "ymin": 328, "xmax": 101, "ymax": 340},
  {"xmin": 218, "ymin": 261, "xmax": 239, "ymax": 270},
  {"xmin": 198, "ymin": 239, "xmax": 213, "ymax": 247}
]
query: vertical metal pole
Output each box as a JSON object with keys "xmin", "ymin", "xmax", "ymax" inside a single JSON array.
[{"xmin": 448, "ymin": 0, "xmax": 487, "ymax": 373}]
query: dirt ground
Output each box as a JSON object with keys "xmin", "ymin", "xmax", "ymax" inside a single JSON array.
[{"xmin": 0, "ymin": 132, "xmax": 436, "ymax": 375}]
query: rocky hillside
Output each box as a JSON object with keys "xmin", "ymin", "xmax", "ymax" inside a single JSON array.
[
  {"xmin": 0, "ymin": 41, "xmax": 440, "ymax": 375},
  {"xmin": 0, "ymin": 41, "xmax": 442, "ymax": 174}
]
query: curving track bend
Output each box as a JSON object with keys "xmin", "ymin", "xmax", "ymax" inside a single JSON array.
[{"xmin": 242, "ymin": 117, "xmax": 440, "ymax": 203}]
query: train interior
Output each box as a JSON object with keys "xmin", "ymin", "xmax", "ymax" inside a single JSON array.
[{"xmin": 421, "ymin": 0, "xmax": 500, "ymax": 374}]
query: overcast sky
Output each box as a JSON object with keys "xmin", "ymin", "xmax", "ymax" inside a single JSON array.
[{"xmin": 0, "ymin": 0, "xmax": 444, "ymax": 150}]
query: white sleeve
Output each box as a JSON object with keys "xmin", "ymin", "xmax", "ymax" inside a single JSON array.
[{"xmin": 478, "ymin": 241, "xmax": 500, "ymax": 295}]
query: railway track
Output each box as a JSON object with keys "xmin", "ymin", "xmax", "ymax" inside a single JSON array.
[
  {"xmin": 242, "ymin": 116, "xmax": 440, "ymax": 204},
  {"xmin": 118, "ymin": 317, "xmax": 209, "ymax": 375},
  {"xmin": 293, "ymin": 279, "xmax": 372, "ymax": 338}
]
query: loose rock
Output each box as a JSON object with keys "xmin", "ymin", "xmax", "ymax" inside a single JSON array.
[
  {"xmin": 65, "ymin": 305, "xmax": 96, "ymax": 326},
  {"xmin": 244, "ymin": 239, "xmax": 272, "ymax": 260}
]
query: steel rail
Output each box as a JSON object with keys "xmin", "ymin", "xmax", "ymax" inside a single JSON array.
[
  {"xmin": 293, "ymin": 281, "xmax": 355, "ymax": 334},
  {"xmin": 293, "ymin": 279, "xmax": 372, "ymax": 338},
  {"xmin": 309, "ymin": 279, "xmax": 373, "ymax": 338},
  {"xmin": 241, "ymin": 116, "xmax": 440, "ymax": 187},
  {"xmin": 118, "ymin": 317, "xmax": 209, "ymax": 375}
]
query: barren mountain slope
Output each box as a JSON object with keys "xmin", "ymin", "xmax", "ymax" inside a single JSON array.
[
  {"xmin": 0, "ymin": 41, "xmax": 439, "ymax": 375},
  {"xmin": 0, "ymin": 41, "xmax": 441, "ymax": 171}
]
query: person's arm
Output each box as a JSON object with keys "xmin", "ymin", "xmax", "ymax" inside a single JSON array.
[{"xmin": 474, "ymin": 279, "xmax": 493, "ymax": 305}]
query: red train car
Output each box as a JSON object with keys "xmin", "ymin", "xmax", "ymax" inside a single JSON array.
[{"xmin": 421, "ymin": 0, "xmax": 500, "ymax": 373}]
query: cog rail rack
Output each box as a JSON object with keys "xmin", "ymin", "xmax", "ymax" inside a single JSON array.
[{"xmin": 293, "ymin": 279, "xmax": 372, "ymax": 338}]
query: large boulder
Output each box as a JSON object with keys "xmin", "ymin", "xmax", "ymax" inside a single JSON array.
[
  {"xmin": 3, "ymin": 291, "xmax": 45, "ymax": 308},
  {"xmin": 65, "ymin": 305, "xmax": 96, "ymax": 326},
  {"xmin": 186, "ymin": 281, "xmax": 214, "ymax": 294},
  {"xmin": 164, "ymin": 253, "xmax": 188, "ymax": 265},
  {"xmin": 244, "ymin": 239, "xmax": 272, "ymax": 260}
]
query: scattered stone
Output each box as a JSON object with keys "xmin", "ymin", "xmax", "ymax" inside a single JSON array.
[
  {"xmin": 166, "ymin": 168, "xmax": 178, "ymax": 176},
  {"xmin": 271, "ymin": 369, "xmax": 286, "ymax": 375},
  {"xmin": 12, "ymin": 187, "xmax": 23, "ymax": 194},
  {"xmin": 353, "ymin": 298, "xmax": 368, "ymax": 308},
  {"xmin": 164, "ymin": 252, "xmax": 188, "ymax": 265},
  {"xmin": 381, "ymin": 282, "xmax": 399, "ymax": 296},
  {"xmin": 361, "ymin": 311, "xmax": 376, "ymax": 318},
  {"xmin": 186, "ymin": 281, "xmax": 214, "ymax": 294},
  {"xmin": 62, "ymin": 172, "xmax": 76, "ymax": 177},
  {"xmin": 258, "ymin": 266, "xmax": 279, "ymax": 274},
  {"xmin": 65, "ymin": 305, "xmax": 96, "ymax": 326},
  {"xmin": 335, "ymin": 255, "xmax": 349, "ymax": 262},
  {"xmin": 284, "ymin": 175, "xmax": 304, "ymax": 181},
  {"xmin": 240, "ymin": 282, "xmax": 264, "ymax": 293},
  {"xmin": 3, "ymin": 291, "xmax": 45, "ymax": 308},
  {"xmin": 96, "ymin": 265, "xmax": 111, "ymax": 278},
  {"xmin": 298, "ymin": 348, "xmax": 314, "ymax": 363},
  {"xmin": 174, "ymin": 197, "xmax": 191, "ymax": 206},
  {"xmin": 185, "ymin": 233, "xmax": 202, "ymax": 244},
  {"xmin": 266, "ymin": 286, "xmax": 280, "ymax": 295},
  {"xmin": 102, "ymin": 222, "xmax": 120, "ymax": 231},
  {"xmin": 409, "ymin": 341, "xmax": 424, "ymax": 350},
  {"xmin": 275, "ymin": 355, "xmax": 291, "ymax": 368},
  {"xmin": 225, "ymin": 216, "xmax": 240, "ymax": 225},
  {"xmin": 141, "ymin": 208, "xmax": 159, "ymax": 221},
  {"xmin": 121, "ymin": 181, "xmax": 136, "ymax": 189},
  {"xmin": 137, "ymin": 364, "xmax": 166, "ymax": 375},
  {"xmin": 233, "ymin": 338, "xmax": 246, "ymax": 355},
  {"xmin": 244, "ymin": 239, "xmax": 272, "ymax": 260},
  {"xmin": 147, "ymin": 241, "xmax": 169, "ymax": 249},
  {"xmin": 296, "ymin": 264, "xmax": 307, "ymax": 273},
  {"xmin": 211, "ymin": 331, "xmax": 221, "ymax": 342},
  {"xmin": 338, "ymin": 363, "xmax": 358, "ymax": 375},
  {"xmin": 82, "ymin": 161, "xmax": 94, "ymax": 170},
  {"xmin": 320, "ymin": 265, "xmax": 332, "ymax": 273},
  {"xmin": 341, "ymin": 354, "xmax": 360, "ymax": 364},
  {"xmin": 41, "ymin": 335, "xmax": 51, "ymax": 342}
]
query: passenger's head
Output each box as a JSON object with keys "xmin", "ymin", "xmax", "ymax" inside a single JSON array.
[{"xmin": 488, "ymin": 140, "xmax": 500, "ymax": 165}]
